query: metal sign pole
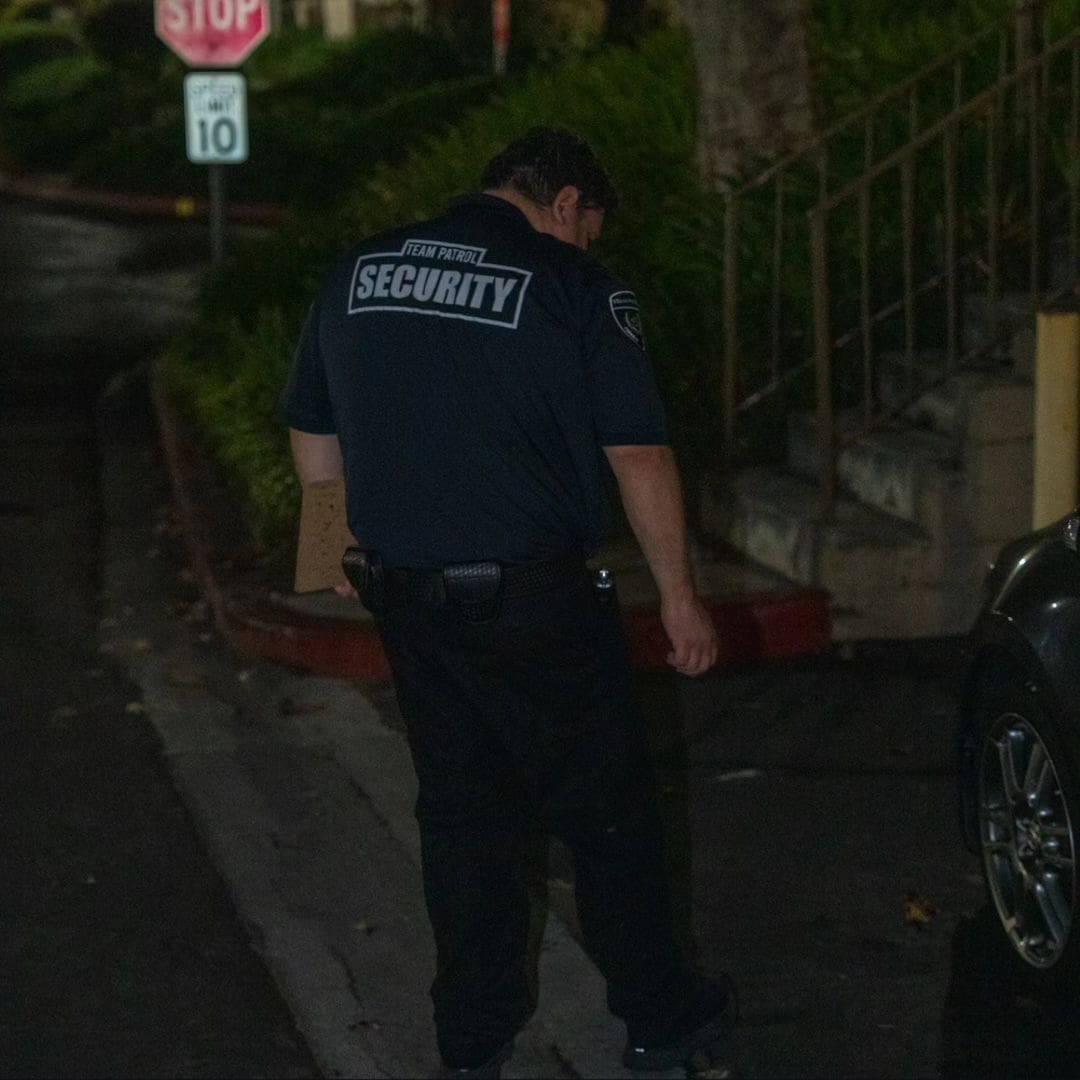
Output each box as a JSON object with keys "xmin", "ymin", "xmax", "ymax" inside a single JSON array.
[
  {"xmin": 209, "ymin": 162, "xmax": 226, "ymax": 265},
  {"xmin": 492, "ymin": 0, "xmax": 509, "ymax": 76}
]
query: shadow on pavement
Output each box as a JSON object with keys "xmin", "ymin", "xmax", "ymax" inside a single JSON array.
[{"xmin": 940, "ymin": 904, "xmax": 1080, "ymax": 1076}]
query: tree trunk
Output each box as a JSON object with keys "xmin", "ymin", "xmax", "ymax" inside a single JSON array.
[{"xmin": 677, "ymin": 0, "xmax": 816, "ymax": 186}]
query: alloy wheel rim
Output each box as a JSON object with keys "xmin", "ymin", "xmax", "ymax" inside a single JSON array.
[{"xmin": 978, "ymin": 712, "xmax": 1076, "ymax": 969}]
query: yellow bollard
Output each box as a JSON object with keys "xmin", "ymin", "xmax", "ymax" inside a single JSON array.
[{"xmin": 1032, "ymin": 309, "xmax": 1080, "ymax": 530}]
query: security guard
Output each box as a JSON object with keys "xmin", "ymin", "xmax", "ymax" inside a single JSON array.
[{"xmin": 282, "ymin": 128, "xmax": 735, "ymax": 1078}]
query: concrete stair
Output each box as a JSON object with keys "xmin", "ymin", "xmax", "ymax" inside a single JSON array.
[{"xmin": 704, "ymin": 314, "xmax": 1038, "ymax": 640}]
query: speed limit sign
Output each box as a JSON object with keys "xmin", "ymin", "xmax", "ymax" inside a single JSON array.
[{"xmin": 184, "ymin": 72, "xmax": 247, "ymax": 163}]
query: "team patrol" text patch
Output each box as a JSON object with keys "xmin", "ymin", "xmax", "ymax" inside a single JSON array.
[{"xmin": 348, "ymin": 240, "xmax": 532, "ymax": 329}]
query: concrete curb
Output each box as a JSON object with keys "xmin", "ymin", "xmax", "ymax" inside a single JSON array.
[
  {"xmin": 0, "ymin": 171, "xmax": 290, "ymax": 225},
  {"xmin": 152, "ymin": 362, "xmax": 831, "ymax": 681}
]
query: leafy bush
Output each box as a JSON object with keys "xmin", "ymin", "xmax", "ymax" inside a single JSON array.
[
  {"xmin": 280, "ymin": 25, "xmax": 469, "ymax": 106},
  {"xmin": 71, "ymin": 71, "xmax": 500, "ymax": 207},
  {"xmin": 162, "ymin": 310, "xmax": 301, "ymax": 554},
  {"xmin": 1, "ymin": 51, "xmax": 106, "ymax": 109},
  {"xmin": 0, "ymin": 52, "xmax": 112, "ymax": 169},
  {"xmin": 0, "ymin": 0, "xmax": 54, "ymax": 22},
  {"xmin": 242, "ymin": 26, "xmax": 335, "ymax": 89},
  {"xmin": 80, "ymin": 0, "xmax": 163, "ymax": 68},
  {"xmin": 243, "ymin": 73, "xmax": 499, "ymax": 206},
  {"xmin": 0, "ymin": 19, "xmax": 79, "ymax": 87}
]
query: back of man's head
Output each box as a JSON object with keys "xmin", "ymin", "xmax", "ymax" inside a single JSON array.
[{"xmin": 481, "ymin": 127, "xmax": 618, "ymax": 213}]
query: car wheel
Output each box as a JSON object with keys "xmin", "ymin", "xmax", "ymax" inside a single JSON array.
[{"xmin": 976, "ymin": 680, "xmax": 1080, "ymax": 979}]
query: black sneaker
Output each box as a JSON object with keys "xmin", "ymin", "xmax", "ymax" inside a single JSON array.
[
  {"xmin": 438, "ymin": 1040, "xmax": 514, "ymax": 1079},
  {"xmin": 622, "ymin": 976, "xmax": 738, "ymax": 1072}
]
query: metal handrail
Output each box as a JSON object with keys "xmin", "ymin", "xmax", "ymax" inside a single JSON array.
[
  {"xmin": 721, "ymin": 10, "xmax": 1080, "ymax": 520},
  {"xmin": 735, "ymin": 22, "xmax": 1006, "ymax": 198},
  {"xmin": 807, "ymin": 27, "xmax": 1079, "ymax": 514}
]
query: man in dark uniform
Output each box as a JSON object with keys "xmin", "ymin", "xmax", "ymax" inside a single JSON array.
[{"xmin": 281, "ymin": 128, "xmax": 734, "ymax": 1078}]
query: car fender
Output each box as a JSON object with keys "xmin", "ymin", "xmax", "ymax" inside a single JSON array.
[
  {"xmin": 957, "ymin": 536, "xmax": 1080, "ymax": 849},
  {"xmin": 977, "ymin": 538, "xmax": 1080, "ymax": 727}
]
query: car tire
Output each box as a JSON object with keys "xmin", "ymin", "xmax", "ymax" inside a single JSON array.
[{"xmin": 974, "ymin": 676, "xmax": 1080, "ymax": 983}]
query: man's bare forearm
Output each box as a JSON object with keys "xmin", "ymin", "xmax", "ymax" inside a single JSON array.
[
  {"xmin": 603, "ymin": 444, "xmax": 695, "ymax": 604},
  {"xmin": 289, "ymin": 428, "xmax": 344, "ymax": 486}
]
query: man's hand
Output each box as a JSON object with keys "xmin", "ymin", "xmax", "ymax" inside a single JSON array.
[
  {"xmin": 661, "ymin": 595, "xmax": 718, "ymax": 676},
  {"xmin": 334, "ymin": 582, "xmax": 359, "ymax": 600},
  {"xmin": 603, "ymin": 444, "xmax": 718, "ymax": 678}
]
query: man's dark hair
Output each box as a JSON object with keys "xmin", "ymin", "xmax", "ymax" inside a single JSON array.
[{"xmin": 481, "ymin": 127, "xmax": 619, "ymax": 213}]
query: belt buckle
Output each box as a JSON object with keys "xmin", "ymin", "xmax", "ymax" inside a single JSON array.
[{"xmin": 442, "ymin": 561, "xmax": 502, "ymax": 622}]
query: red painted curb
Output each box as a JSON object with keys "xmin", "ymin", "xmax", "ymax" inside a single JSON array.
[
  {"xmin": 623, "ymin": 588, "xmax": 830, "ymax": 672},
  {"xmin": 0, "ymin": 173, "xmax": 290, "ymax": 225},
  {"xmin": 152, "ymin": 363, "xmax": 830, "ymax": 681}
]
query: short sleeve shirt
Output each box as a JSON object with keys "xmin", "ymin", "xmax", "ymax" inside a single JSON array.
[{"xmin": 280, "ymin": 193, "xmax": 669, "ymax": 567}]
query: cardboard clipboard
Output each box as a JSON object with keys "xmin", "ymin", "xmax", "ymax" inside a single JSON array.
[{"xmin": 293, "ymin": 478, "xmax": 357, "ymax": 593}]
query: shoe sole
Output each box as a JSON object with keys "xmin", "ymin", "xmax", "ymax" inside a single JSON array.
[{"xmin": 621, "ymin": 997, "xmax": 737, "ymax": 1072}]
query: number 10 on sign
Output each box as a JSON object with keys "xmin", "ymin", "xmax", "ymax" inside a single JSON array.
[{"xmin": 184, "ymin": 72, "xmax": 247, "ymax": 163}]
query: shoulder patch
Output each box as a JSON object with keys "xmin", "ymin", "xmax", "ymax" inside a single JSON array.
[{"xmin": 609, "ymin": 290, "xmax": 645, "ymax": 349}]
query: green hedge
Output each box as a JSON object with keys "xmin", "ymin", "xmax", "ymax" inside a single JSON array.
[
  {"xmin": 0, "ymin": 19, "xmax": 78, "ymax": 87},
  {"xmin": 163, "ymin": 310, "xmax": 302, "ymax": 552}
]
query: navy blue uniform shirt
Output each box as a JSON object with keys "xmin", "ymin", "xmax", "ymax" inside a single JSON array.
[{"xmin": 280, "ymin": 193, "xmax": 669, "ymax": 568}]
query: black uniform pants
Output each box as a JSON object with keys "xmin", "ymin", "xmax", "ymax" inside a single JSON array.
[{"xmin": 376, "ymin": 564, "xmax": 696, "ymax": 1068}]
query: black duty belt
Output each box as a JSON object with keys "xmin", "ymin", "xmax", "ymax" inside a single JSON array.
[
  {"xmin": 342, "ymin": 548, "xmax": 591, "ymax": 621},
  {"xmin": 383, "ymin": 554, "xmax": 586, "ymax": 607}
]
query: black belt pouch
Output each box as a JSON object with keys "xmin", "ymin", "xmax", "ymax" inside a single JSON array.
[
  {"xmin": 442, "ymin": 561, "xmax": 502, "ymax": 622},
  {"xmin": 342, "ymin": 547, "xmax": 385, "ymax": 616}
]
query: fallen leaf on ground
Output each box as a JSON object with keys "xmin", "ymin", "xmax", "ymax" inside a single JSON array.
[
  {"xmin": 125, "ymin": 701, "xmax": 146, "ymax": 715},
  {"xmin": 352, "ymin": 920, "xmax": 377, "ymax": 935},
  {"xmin": 903, "ymin": 892, "xmax": 936, "ymax": 927}
]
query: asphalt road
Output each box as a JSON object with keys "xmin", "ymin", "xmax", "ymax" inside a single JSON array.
[
  {"xmin": 0, "ymin": 199, "xmax": 316, "ymax": 1079},
  {"xmin": 2, "ymin": 197, "xmax": 1077, "ymax": 1078}
]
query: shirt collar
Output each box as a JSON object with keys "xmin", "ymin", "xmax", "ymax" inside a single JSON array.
[{"xmin": 449, "ymin": 192, "xmax": 535, "ymax": 232}]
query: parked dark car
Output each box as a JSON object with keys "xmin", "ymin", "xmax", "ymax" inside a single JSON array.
[{"xmin": 958, "ymin": 510, "xmax": 1080, "ymax": 980}]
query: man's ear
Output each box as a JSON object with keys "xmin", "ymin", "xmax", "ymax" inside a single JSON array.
[{"xmin": 550, "ymin": 185, "xmax": 581, "ymax": 223}]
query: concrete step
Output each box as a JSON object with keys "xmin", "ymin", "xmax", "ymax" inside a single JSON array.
[
  {"xmin": 962, "ymin": 290, "xmax": 1035, "ymax": 358},
  {"xmin": 787, "ymin": 410, "xmax": 963, "ymax": 535},
  {"xmin": 879, "ymin": 369, "xmax": 1033, "ymax": 447},
  {"xmin": 702, "ymin": 466, "xmax": 999, "ymax": 639},
  {"xmin": 702, "ymin": 465, "xmax": 926, "ymax": 588}
]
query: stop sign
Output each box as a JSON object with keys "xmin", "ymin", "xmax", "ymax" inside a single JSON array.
[{"xmin": 156, "ymin": 0, "xmax": 269, "ymax": 67}]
